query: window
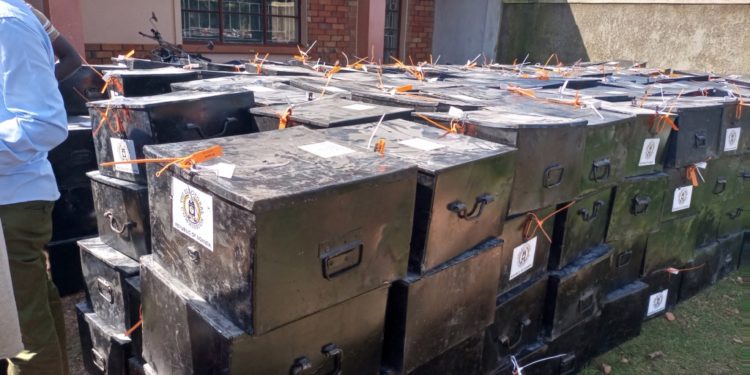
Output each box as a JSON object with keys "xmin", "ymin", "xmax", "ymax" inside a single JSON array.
[
  {"xmin": 181, "ymin": 0, "xmax": 299, "ymax": 45},
  {"xmin": 383, "ymin": 0, "xmax": 401, "ymax": 59}
]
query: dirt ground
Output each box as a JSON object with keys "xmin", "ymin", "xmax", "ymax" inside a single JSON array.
[{"xmin": 62, "ymin": 291, "xmax": 86, "ymax": 375}]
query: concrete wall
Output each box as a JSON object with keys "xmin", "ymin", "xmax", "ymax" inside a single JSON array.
[
  {"xmin": 432, "ymin": 0, "xmax": 502, "ymax": 64},
  {"xmin": 498, "ymin": 1, "xmax": 750, "ymax": 74},
  {"xmin": 80, "ymin": 0, "xmax": 179, "ymax": 45}
]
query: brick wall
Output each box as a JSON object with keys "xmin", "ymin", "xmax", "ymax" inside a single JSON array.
[
  {"xmin": 84, "ymin": 43, "xmax": 158, "ymax": 65},
  {"xmin": 306, "ymin": 0, "xmax": 358, "ymax": 64},
  {"xmin": 404, "ymin": 0, "xmax": 435, "ymax": 62}
]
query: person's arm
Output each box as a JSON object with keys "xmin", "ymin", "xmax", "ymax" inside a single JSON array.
[
  {"xmin": 52, "ymin": 34, "xmax": 83, "ymax": 81},
  {"xmin": 0, "ymin": 18, "xmax": 68, "ymax": 166}
]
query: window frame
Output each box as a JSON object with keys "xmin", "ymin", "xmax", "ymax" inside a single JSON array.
[
  {"xmin": 383, "ymin": 0, "xmax": 402, "ymax": 60},
  {"xmin": 181, "ymin": 0, "xmax": 301, "ymax": 47}
]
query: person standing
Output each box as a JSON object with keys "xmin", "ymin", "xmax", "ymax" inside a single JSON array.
[
  {"xmin": 28, "ymin": 4, "xmax": 83, "ymax": 82},
  {"xmin": 0, "ymin": 0, "xmax": 69, "ymax": 374}
]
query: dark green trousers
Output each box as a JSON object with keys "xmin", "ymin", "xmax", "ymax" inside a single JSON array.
[{"xmin": 0, "ymin": 201, "xmax": 67, "ymax": 375}]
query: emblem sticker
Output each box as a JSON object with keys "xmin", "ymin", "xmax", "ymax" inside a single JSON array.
[
  {"xmin": 638, "ymin": 138, "xmax": 660, "ymax": 166},
  {"xmin": 109, "ymin": 138, "xmax": 139, "ymax": 175},
  {"xmin": 172, "ymin": 178, "xmax": 214, "ymax": 251},
  {"xmin": 671, "ymin": 186, "xmax": 693, "ymax": 212},
  {"xmin": 724, "ymin": 127, "xmax": 741, "ymax": 152},
  {"xmin": 509, "ymin": 237, "xmax": 537, "ymax": 280},
  {"xmin": 647, "ymin": 289, "xmax": 669, "ymax": 316}
]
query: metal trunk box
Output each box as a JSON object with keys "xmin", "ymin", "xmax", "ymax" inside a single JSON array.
[
  {"xmin": 102, "ymin": 68, "xmax": 200, "ymax": 97},
  {"xmin": 58, "ymin": 66, "xmax": 114, "ymax": 115},
  {"xmin": 482, "ymin": 274, "xmax": 548, "ymax": 373},
  {"xmin": 606, "ymin": 172, "xmax": 668, "ymax": 242},
  {"xmin": 605, "ymin": 235, "xmax": 648, "ymax": 291},
  {"xmin": 600, "ymin": 102, "xmax": 673, "ymax": 177},
  {"xmin": 250, "ymin": 97, "xmax": 412, "ymax": 131},
  {"xmin": 592, "ymin": 281, "xmax": 648, "ymax": 356},
  {"xmin": 499, "ymin": 206, "xmax": 557, "ymax": 294},
  {"xmin": 544, "ymin": 244, "xmax": 614, "ymax": 340},
  {"xmin": 52, "ymin": 184, "xmax": 97, "ymax": 241},
  {"xmin": 643, "ymin": 214, "xmax": 699, "ymax": 275},
  {"xmin": 321, "ymin": 120, "xmax": 516, "ymax": 273},
  {"xmin": 406, "ymin": 334, "xmax": 483, "ymax": 375},
  {"xmin": 641, "ymin": 98, "xmax": 723, "ymax": 168},
  {"xmin": 89, "ymin": 90, "xmax": 256, "ymax": 183},
  {"xmin": 413, "ymin": 107, "xmax": 587, "ymax": 215},
  {"xmin": 541, "ymin": 315, "xmax": 601, "ymax": 375},
  {"xmin": 141, "ymin": 256, "xmax": 387, "ymax": 375},
  {"xmin": 550, "ymin": 187, "xmax": 614, "ymax": 270},
  {"xmin": 717, "ymin": 231, "xmax": 744, "ymax": 278},
  {"xmin": 144, "ymin": 127, "xmax": 416, "ymax": 334},
  {"xmin": 88, "ymin": 171, "xmax": 150, "ymax": 260},
  {"xmin": 50, "ymin": 116, "xmax": 98, "ymax": 190},
  {"xmin": 641, "ymin": 271, "xmax": 683, "ymax": 320},
  {"xmin": 77, "ymin": 306, "xmax": 132, "ymax": 375},
  {"xmin": 678, "ymin": 242, "xmax": 721, "ymax": 302},
  {"xmin": 381, "ymin": 239, "xmax": 503, "ymax": 374},
  {"xmin": 47, "ymin": 238, "xmax": 88, "ymax": 296},
  {"xmin": 79, "ymin": 237, "xmax": 140, "ymax": 332},
  {"xmin": 124, "ymin": 276, "xmax": 143, "ymax": 361}
]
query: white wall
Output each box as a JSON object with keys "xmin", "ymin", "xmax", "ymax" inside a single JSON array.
[{"xmin": 431, "ymin": 0, "xmax": 502, "ymax": 64}]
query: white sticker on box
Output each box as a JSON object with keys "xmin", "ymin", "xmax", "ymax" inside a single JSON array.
[
  {"xmin": 299, "ymin": 141, "xmax": 355, "ymax": 158},
  {"xmin": 671, "ymin": 185, "xmax": 693, "ymax": 212},
  {"xmin": 509, "ymin": 236, "xmax": 537, "ymax": 280},
  {"xmin": 343, "ymin": 103, "xmax": 375, "ymax": 111},
  {"xmin": 647, "ymin": 289, "xmax": 669, "ymax": 316},
  {"xmin": 448, "ymin": 106, "xmax": 465, "ymax": 118},
  {"xmin": 197, "ymin": 163, "xmax": 236, "ymax": 179},
  {"xmin": 724, "ymin": 127, "xmax": 741, "ymax": 152},
  {"xmin": 172, "ymin": 178, "xmax": 214, "ymax": 251},
  {"xmin": 638, "ymin": 138, "xmax": 660, "ymax": 166},
  {"xmin": 398, "ymin": 138, "xmax": 445, "ymax": 152},
  {"xmin": 109, "ymin": 138, "xmax": 139, "ymax": 175}
]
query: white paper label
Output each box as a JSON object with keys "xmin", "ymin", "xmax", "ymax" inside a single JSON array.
[
  {"xmin": 299, "ymin": 141, "xmax": 355, "ymax": 158},
  {"xmin": 695, "ymin": 162, "xmax": 707, "ymax": 170},
  {"xmin": 638, "ymin": 138, "xmax": 660, "ymax": 167},
  {"xmin": 448, "ymin": 106, "xmax": 465, "ymax": 118},
  {"xmin": 724, "ymin": 127, "xmax": 741, "ymax": 152},
  {"xmin": 398, "ymin": 138, "xmax": 445, "ymax": 152},
  {"xmin": 509, "ymin": 237, "xmax": 537, "ymax": 280},
  {"xmin": 197, "ymin": 163, "xmax": 236, "ymax": 179},
  {"xmin": 109, "ymin": 138, "xmax": 139, "ymax": 175},
  {"xmin": 647, "ymin": 289, "xmax": 669, "ymax": 316},
  {"xmin": 172, "ymin": 178, "xmax": 214, "ymax": 251},
  {"xmin": 672, "ymin": 185, "xmax": 693, "ymax": 212},
  {"xmin": 343, "ymin": 103, "xmax": 375, "ymax": 111}
]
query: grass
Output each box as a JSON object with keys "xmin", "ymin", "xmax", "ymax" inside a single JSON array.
[{"xmin": 580, "ymin": 272, "xmax": 743, "ymax": 375}]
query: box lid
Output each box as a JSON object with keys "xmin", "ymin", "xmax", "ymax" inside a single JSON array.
[
  {"xmin": 86, "ymin": 90, "xmax": 252, "ymax": 109},
  {"xmin": 250, "ymin": 97, "xmax": 412, "ymax": 128}
]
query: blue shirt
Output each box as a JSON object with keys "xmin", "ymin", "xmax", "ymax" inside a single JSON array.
[{"xmin": 0, "ymin": 0, "xmax": 68, "ymax": 205}]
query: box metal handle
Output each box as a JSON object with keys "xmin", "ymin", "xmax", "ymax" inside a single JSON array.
[
  {"xmin": 103, "ymin": 210, "xmax": 135, "ymax": 235},
  {"xmin": 187, "ymin": 246, "xmax": 201, "ymax": 264},
  {"xmin": 96, "ymin": 277, "xmax": 114, "ymax": 304},
  {"xmin": 183, "ymin": 117, "xmax": 239, "ymax": 139},
  {"xmin": 322, "ymin": 343, "xmax": 343, "ymax": 375},
  {"xmin": 91, "ymin": 348, "xmax": 107, "ymax": 372},
  {"xmin": 578, "ymin": 293, "xmax": 595, "ymax": 314},
  {"xmin": 447, "ymin": 194, "xmax": 495, "ymax": 221},
  {"xmin": 727, "ymin": 208, "xmax": 743, "ymax": 220},
  {"xmin": 713, "ymin": 178, "xmax": 727, "ymax": 195},
  {"xmin": 630, "ymin": 195, "xmax": 651, "ymax": 216},
  {"xmin": 499, "ymin": 317, "xmax": 531, "ymax": 350},
  {"xmin": 589, "ymin": 158, "xmax": 611, "ymax": 182},
  {"xmin": 578, "ymin": 200, "xmax": 605, "ymax": 222},
  {"xmin": 543, "ymin": 164, "xmax": 565, "ymax": 188},
  {"xmin": 321, "ymin": 241, "xmax": 362, "ymax": 280},
  {"xmin": 289, "ymin": 357, "xmax": 312, "ymax": 375},
  {"xmin": 616, "ymin": 250, "xmax": 632, "ymax": 268},
  {"xmin": 694, "ymin": 132, "xmax": 707, "ymax": 148}
]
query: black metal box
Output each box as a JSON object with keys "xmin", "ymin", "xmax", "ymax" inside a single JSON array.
[
  {"xmin": 321, "ymin": 119, "xmax": 516, "ymax": 273},
  {"xmin": 406, "ymin": 334, "xmax": 483, "ymax": 375},
  {"xmin": 606, "ymin": 172, "xmax": 668, "ymax": 242},
  {"xmin": 382, "ymin": 239, "xmax": 503, "ymax": 374},
  {"xmin": 79, "ymin": 237, "xmax": 140, "ymax": 332},
  {"xmin": 102, "ymin": 68, "xmax": 200, "ymax": 97},
  {"xmin": 144, "ymin": 127, "xmax": 416, "ymax": 334},
  {"xmin": 499, "ymin": 206, "xmax": 557, "ymax": 294},
  {"xmin": 643, "ymin": 214, "xmax": 699, "ymax": 275},
  {"xmin": 661, "ymin": 165, "xmax": 703, "ymax": 222},
  {"xmin": 550, "ymin": 187, "xmax": 614, "ymax": 270},
  {"xmin": 413, "ymin": 107, "xmax": 587, "ymax": 215},
  {"xmin": 605, "ymin": 235, "xmax": 648, "ymax": 291},
  {"xmin": 678, "ymin": 241, "xmax": 721, "ymax": 302},
  {"xmin": 88, "ymin": 171, "xmax": 150, "ymax": 260},
  {"xmin": 717, "ymin": 231, "xmax": 744, "ymax": 278},
  {"xmin": 50, "ymin": 116, "xmax": 98, "ymax": 190},
  {"xmin": 250, "ymin": 97, "xmax": 412, "ymax": 131},
  {"xmin": 124, "ymin": 276, "xmax": 143, "ymax": 361},
  {"xmin": 641, "ymin": 270, "xmax": 683, "ymax": 320},
  {"xmin": 88, "ymin": 90, "xmax": 256, "ymax": 183},
  {"xmin": 592, "ymin": 281, "xmax": 648, "ymax": 356},
  {"xmin": 77, "ymin": 305, "xmax": 132, "ymax": 375},
  {"xmin": 482, "ymin": 274, "xmax": 548, "ymax": 373},
  {"xmin": 52, "ymin": 184, "xmax": 97, "ymax": 241},
  {"xmin": 58, "ymin": 66, "xmax": 114, "ymax": 115},
  {"xmin": 544, "ymin": 244, "xmax": 613, "ymax": 340},
  {"xmin": 141, "ymin": 256, "xmax": 387, "ymax": 375}
]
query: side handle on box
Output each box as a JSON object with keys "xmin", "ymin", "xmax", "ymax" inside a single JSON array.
[
  {"xmin": 322, "ymin": 343, "xmax": 343, "ymax": 375},
  {"xmin": 290, "ymin": 357, "xmax": 312, "ymax": 375},
  {"xmin": 91, "ymin": 348, "xmax": 107, "ymax": 372},
  {"xmin": 183, "ymin": 117, "xmax": 240, "ymax": 139},
  {"xmin": 630, "ymin": 195, "xmax": 651, "ymax": 216},
  {"xmin": 589, "ymin": 158, "xmax": 611, "ymax": 182},
  {"xmin": 727, "ymin": 208, "xmax": 743, "ymax": 220},
  {"xmin": 103, "ymin": 210, "xmax": 136, "ymax": 235},
  {"xmin": 543, "ymin": 164, "xmax": 565, "ymax": 188},
  {"xmin": 96, "ymin": 277, "xmax": 114, "ymax": 304},
  {"xmin": 694, "ymin": 132, "xmax": 707, "ymax": 148},
  {"xmin": 320, "ymin": 240, "xmax": 363, "ymax": 279},
  {"xmin": 713, "ymin": 177, "xmax": 727, "ymax": 195},
  {"xmin": 447, "ymin": 194, "xmax": 495, "ymax": 221},
  {"xmin": 578, "ymin": 200, "xmax": 605, "ymax": 222},
  {"xmin": 499, "ymin": 317, "xmax": 531, "ymax": 350}
]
